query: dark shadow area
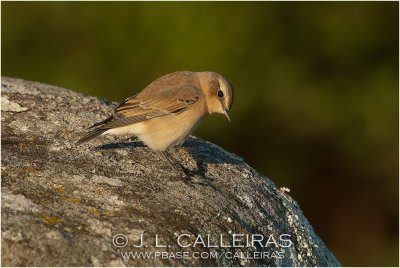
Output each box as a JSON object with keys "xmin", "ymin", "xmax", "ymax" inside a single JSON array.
[
  {"xmin": 91, "ymin": 136, "xmax": 244, "ymax": 186},
  {"xmin": 93, "ymin": 138, "xmax": 146, "ymax": 150}
]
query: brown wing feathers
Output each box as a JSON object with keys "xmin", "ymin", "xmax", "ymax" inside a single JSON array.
[{"xmin": 77, "ymin": 86, "xmax": 200, "ymax": 145}]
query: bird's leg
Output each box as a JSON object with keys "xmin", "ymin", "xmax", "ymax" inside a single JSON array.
[{"xmin": 161, "ymin": 150, "xmax": 191, "ymax": 182}]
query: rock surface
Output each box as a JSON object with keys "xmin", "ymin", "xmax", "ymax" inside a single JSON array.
[{"xmin": 1, "ymin": 77, "xmax": 340, "ymax": 266}]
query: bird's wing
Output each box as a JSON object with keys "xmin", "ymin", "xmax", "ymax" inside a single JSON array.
[{"xmin": 93, "ymin": 85, "xmax": 201, "ymax": 130}]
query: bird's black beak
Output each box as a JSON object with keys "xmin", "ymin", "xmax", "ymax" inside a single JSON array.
[{"xmin": 222, "ymin": 108, "xmax": 231, "ymax": 122}]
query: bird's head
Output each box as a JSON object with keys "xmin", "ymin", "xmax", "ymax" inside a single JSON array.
[{"xmin": 199, "ymin": 72, "xmax": 234, "ymax": 122}]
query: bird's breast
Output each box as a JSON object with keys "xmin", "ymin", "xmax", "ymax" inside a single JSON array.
[{"xmin": 137, "ymin": 108, "xmax": 205, "ymax": 151}]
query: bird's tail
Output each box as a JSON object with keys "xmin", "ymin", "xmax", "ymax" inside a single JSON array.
[
  {"xmin": 76, "ymin": 128, "xmax": 108, "ymax": 145},
  {"xmin": 76, "ymin": 115, "xmax": 114, "ymax": 145}
]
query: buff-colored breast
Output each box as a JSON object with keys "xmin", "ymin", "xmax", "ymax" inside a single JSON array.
[{"xmin": 104, "ymin": 104, "xmax": 206, "ymax": 150}]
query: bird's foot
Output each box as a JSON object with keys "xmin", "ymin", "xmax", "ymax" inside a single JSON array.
[{"xmin": 162, "ymin": 151, "xmax": 193, "ymax": 183}]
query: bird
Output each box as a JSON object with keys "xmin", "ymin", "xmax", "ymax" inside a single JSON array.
[{"xmin": 77, "ymin": 71, "xmax": 234, "ymax": 180}]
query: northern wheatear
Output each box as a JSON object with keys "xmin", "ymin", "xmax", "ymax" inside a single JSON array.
[{"xmin": 77, "ymin": 71, "xmax": 234, "ymax": 180}]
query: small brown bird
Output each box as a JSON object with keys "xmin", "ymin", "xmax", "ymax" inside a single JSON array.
[{"xmin": 77, "ymin": 71, "xmax": 234, "ymax": 179}]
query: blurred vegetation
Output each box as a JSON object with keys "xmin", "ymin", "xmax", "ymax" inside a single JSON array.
[{"xmin": 2, "ymin": 2, "xmax": 398, "ymax": 266}]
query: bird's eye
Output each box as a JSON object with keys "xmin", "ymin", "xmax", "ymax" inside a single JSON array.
[{"xmin": 217, "ymin": 90, "xmax": 224, "ymax": 99}]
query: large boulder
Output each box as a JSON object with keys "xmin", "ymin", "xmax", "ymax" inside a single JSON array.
[{"xmin": 1, "ymin": 77, "xmax": 340, "ymax": 266}]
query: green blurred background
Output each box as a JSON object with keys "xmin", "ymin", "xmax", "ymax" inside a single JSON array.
[{"xmin": 2, "ymin": 2, "xmax": 398, "ymax": 266}]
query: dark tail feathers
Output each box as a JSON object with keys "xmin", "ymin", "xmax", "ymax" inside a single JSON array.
[
  {"xmin": 76, "ymin": 128, "xmax": 108, "ymax": 145},
  {"xmin": 88, "ymin": 115, "xmax": 113, "ymax": 129},
  {"xmin": 76, "ymin": 115, "xmax": 114, "ymax": 145}
]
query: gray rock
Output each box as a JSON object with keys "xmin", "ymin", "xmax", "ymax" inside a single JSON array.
[
  {"xmin": 1, "ymin": 77, "xmax": 340, "ymax": 266},
  {"xmin": 1, "ymin": 95, "xmax": 28, "ymax": 112}
]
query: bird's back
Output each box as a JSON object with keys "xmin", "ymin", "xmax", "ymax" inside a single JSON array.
[
  {"xmin": 77, "ymin": 71, "xmax": 206, "ymax": 147},
  {"xmin": 137, "ymin": 71, "xmax": 200, "ymax": 98}
]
